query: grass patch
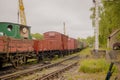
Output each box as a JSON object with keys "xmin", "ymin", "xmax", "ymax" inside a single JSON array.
[
  {"xmin": 80, "ymin": 48, "xmax": 91, "ymax": 55},
  {"xmin": 79, "ymin": 48, "xmax": 92, "ymax": 57},
  {"xmin": 53, "ymin": 55, "xmax": 59, "ymax": 60},
  {"xmin": 79, "ymin": 58, "xmax": 118, "ymax": 73},
  {"xmin": 27, "ymin": 59, "xmax": 37, "ymax": 64}
]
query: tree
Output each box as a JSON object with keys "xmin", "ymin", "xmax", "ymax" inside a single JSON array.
[
  {"xmin": 90, "ymin": 0, "xmax": 120, "ymax": 48},
  {"xmin": 77, "ymin": 36, "xmax": 94, "ymax": 47},
  {"xmin": 86, "ymin": 36, "xmax": 94, "ymax": 47},
  {"xmin": 31, "ymin": 33, "xmax": 43, "ymax": 40},
  {"xmin": 99, "ymin": 0, "xmax": 120, "ymax": 47}
]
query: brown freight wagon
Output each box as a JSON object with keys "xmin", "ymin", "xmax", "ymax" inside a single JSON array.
[
  {"xmin": 33, "ymin": 39, "xmax": 52, "ymax": 61},
  {"xmin": 34, "ymin": 31, "xmax": 69, "ymax": 62},
  {"xmin": 0, "ymin": 36, "xmax": 7, "ymax": 53},
  {"xmin": 44, "ymin": 31, "xmax": 68, "ymax": 51},
  {"xmin": 33, "ymin": 39, "xmax": 50, "ymax": 53},
  {"xmin": 68, "ymin": 38, "xmax": 78, "ymax": 53},
  {"xmin": 8, "ymin": 37, "xmax": 34, "ymax": 53},
  {"xmin": 74, "ymin": 39, "xmax": 79, "ymax": 51},
  {"xmin": 0, "ymin": 36, "xmax": 34, "ymax": 68}
]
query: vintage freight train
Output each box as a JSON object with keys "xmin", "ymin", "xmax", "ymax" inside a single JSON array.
[{"xmin": 0, "ymin": 22, "xmax": 86, "ymax": 68}]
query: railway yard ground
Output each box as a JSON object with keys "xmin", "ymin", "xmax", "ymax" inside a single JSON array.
[
  {"xmin": 0, "ymin": 48, "xmax": 120, "ymax": 80},
  {"xmin": 61, "ymin": 48, "xmax": 119, "ymax": 80},
  {"xmin": 1, "ymin": 0, "xmax": 120, "ymax": 80}
]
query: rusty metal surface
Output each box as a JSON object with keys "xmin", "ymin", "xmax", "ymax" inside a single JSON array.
[
  {"xmin": 68, "ymin": 38, "xmax": 77, "ymax": 50},
  {"xmin": 44, "ymin": 31, "xmax": 68, "ymax": 51},
  {"xmin": 34, "ymin": 31, "xmax": 69, "ymax": 53},
  {"xmin": 0, "ymin": 36, "xmax": 7, "ymax": 53},
  {"xmin": 0, "ymin": 36, "xmax": 34, "ymax": 53}
]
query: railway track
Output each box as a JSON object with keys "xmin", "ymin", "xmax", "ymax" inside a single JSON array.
[
  {"xmin": 36, "ymin": 61, "xmax": 78, "ymax": 80},
  {"xmin": 0, "ymin": 54, "xmax": 79, "ymax": 80}
]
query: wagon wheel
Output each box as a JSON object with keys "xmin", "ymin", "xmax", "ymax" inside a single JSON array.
[
  {"xmin": 18, "ymin": 56, "xmax": 25, "ymax": 64},
  {"xmin": 0, "ymin": 64, "xmax": 2, "ymax": 68},
  {"xmin": 11, "ymin": 60, "xmax": 19, "ymax": 68},
  {"xmin": 23, "ymin": 56, "xmax": 27, "ymax": 64},
  {"xmin": 59, "ymin": 51, "xmax": 63, "ymax": 57},
  {"xmin": 37, "ymin": 54, "xmax": 43, "ymax": 63},
  {"xmin": 0, "ymin": 60, "xmax": 3, "ymax": 69},
  {"xmin": 11, "ymin": 56, "xmax": 21, "ymax": 68}
]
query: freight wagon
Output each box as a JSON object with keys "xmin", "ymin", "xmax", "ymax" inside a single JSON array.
[
  {"xmin": 34, "ymin": 31, "xmax": 69, "ymax": 62},
  {"xmin": 68, "ymin": 38, "xmax": 78, "ymax": 53},
  {"xmin": 44, "ymin": 31, "xmax": 68, "ymax": 51}
]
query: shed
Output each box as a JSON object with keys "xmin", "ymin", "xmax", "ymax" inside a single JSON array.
[{"xmin": 108, "ymin": 29, "xmax": 120, "ymax": 49}]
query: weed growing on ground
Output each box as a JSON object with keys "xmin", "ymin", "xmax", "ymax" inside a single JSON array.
[
  {"xmin": 79, "ymin": 58, "xmax": 118, "ymax": 73},
  {"xmin": 53, "ymin": 55, "xmax": 59, "ymax": 60}
]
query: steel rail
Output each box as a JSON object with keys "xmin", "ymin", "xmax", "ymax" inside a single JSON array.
[
  {"xmin": 36, "ymin": 61, "xmax": 78, "ymax": 80},
  {"xmin": 0, "ymin": 55, "xmax": 79, "ymax": 80}
]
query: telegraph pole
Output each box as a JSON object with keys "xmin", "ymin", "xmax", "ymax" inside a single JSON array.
[
  {"xmin": 93, "ymin": 0, "xmax": 99, "ymax": 52},
  {"xmin": 63, "ymin": 22, "xmax": 66, "ymax": 35}
]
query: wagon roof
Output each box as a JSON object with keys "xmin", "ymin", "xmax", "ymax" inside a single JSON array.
[{"xmin": 44, "ymin": 31, "xmax": 61, "ymax": 34}]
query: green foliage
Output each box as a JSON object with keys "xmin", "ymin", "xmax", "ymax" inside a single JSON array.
[
  {"xmin": 31, "ymin": 33, "xmax": 43, "ymax": 40},
  {"xmin": 53, "ymin": 55, "xmax": 59, "ymax": 60},
  {"xmin": 91, "ymin": 0, "xmax": 120, "ymax": 48},
  {"xmin": 79, "ymin": 48, "xmax": 92, "ymax": 56},
  {"xmin": 90, "ymin": 7, "xmax": 95, "ymax": 27},
  {"xmin": 77, "ymin": 37, "xmax": 85, "ymax": 42},
  {"xmin": 116, "ymin": 32, "xmax": 120, "ymax": 41},
  {"xmin": 77, "ymin": 36, "xmax": 94, "ymax": 47},
  {"xmin": 79, "ymin": 59, "xmax": 118, "ymax": 73},
  {"xmin": 86, "ymin": 36, "xmax": 94, "ymax": 47}
]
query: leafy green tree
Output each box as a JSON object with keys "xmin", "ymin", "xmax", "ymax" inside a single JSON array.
[
  {"xmin": 86, "ymin": 36, "xmax": 94, "ymax": 47},
  {"xmin": 31, "ymin": 33, "xmax": 43, "ymax": 40},
  {"xmin": 77, "ymin": 36, "xmax": 94, "ymax": 47},
  {"xmin": 90, "ymin": 0, "xmax": 120, "ymax": 48},
  {"xmin": 90, "ymin": 7, "xmax": 95, "ymax": 27},
  {"xmin": 99, "ymin": 0, "xmax": 120, "ymax": 47},
  {"xmin": 77, "ymin": 37, "xmax": 86, "ymax": 42}
]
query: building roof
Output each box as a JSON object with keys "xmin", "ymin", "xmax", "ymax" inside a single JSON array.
[{"xmin": 109, "ymin": 28, "xmax": 120, "ymax": 38}]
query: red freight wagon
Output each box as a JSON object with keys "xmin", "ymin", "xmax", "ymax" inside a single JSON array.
[
  {"xmin": 0, "ymin": 36, "xmax": 7, "ymax": 53},
  {"xmin": 34, "ymin": 39, "xmax": 63, "ymax": 54},
  {"xmin": 61, "ymin": 34, "xmax": 68, "ymax": 50},
  {"xmin": 44, "ymin": 31, "xmax": 68, "ymax": 51},
  {"xmin": 8, "ymin": 38, "xmax": 34, "ymax": 53},
  {"xmin": 74, "ymin": 39, "xmax": 78, "ymax": 49},
  {"xmin": 34, "ymin": 40, "xmax": 50, "ymax": 53},
  {"xmin": 0, "ymin": 37, "xmax": 34, "ymax": 68},
  {"xmin": 34, "ymin": 31, "xmax": 69, "ymax": 61},
  {"xmin": 68, "ymin": 38, "xmax": 77, "ymax": 51},
  {"xmin": 49, "ymin": 39, "xmax": 63, "ymax": 51},
  {"xmin": 0, "ymin": 36, "xmax": 34, "ymax": 53},
  {"xmin": 68, "ymin": 38, "xmax": 75, "ymax": 50}
]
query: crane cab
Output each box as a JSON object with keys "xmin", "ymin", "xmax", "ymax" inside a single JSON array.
[{"xmin": 0, "ymin": 22, "xmax": 32, "ymax": 39}]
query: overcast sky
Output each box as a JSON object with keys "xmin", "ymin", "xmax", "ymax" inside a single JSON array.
[{"xmin": 0, "ymin": 0, "xmax": 94, "ymax": 39}]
